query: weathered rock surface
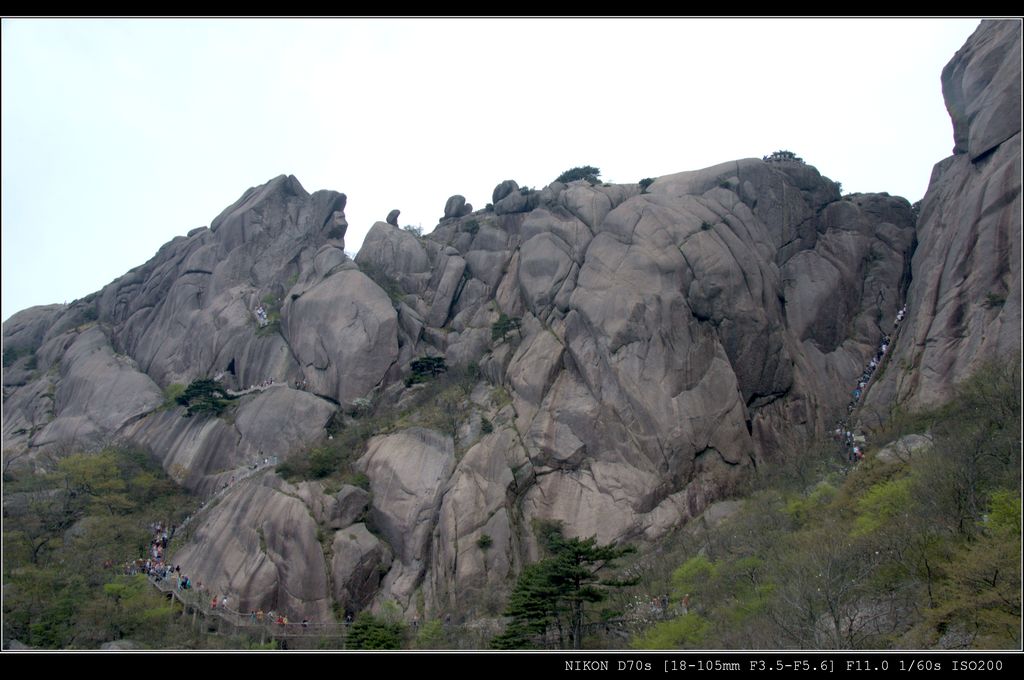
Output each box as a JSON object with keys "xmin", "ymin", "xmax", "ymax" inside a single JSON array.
[
  {"xmin": 875, "ymin": 433, "xmax": 933, "ymax": 464},
  {"xmin": 358, "ymin": 427, "xmax": 455, "ymax": 608},
  {"xmin": 172, "ymin": 474, "xmax": 332, "ymax": 621},
  {"xmin": 3, "ymin": 22, "xmax": 1018, "ymax": 627},
  {"xmin": 331, "ymin": 523, "xmax": 391, "ymax": 613},
  {"xmin": 285, "ymin": 268, "xmax": 398, "ymax": 406},
  {"xmin": 866, "ymin": 20, "xmax": 1022, "ymax": 411},
  {"xmin": 443, "ymin": 195, "xmax": 472, "ymax": 220}
]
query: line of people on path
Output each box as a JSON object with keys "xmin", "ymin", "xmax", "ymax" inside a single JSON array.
[
  {"xmin": 121, "ymin": 520, "xmax": 201, "ymax": 595},
  {"xmin": 832, "ymin": 305, "xmax": 907, "ymax": 463},
  {"xmin": 227, "ymin": 377, "xmax": 277, "ymax": 396}
]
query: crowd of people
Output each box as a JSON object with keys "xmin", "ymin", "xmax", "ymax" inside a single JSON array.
[
  {"xmin": 122, "ymin": 521, "xmax": 201, "ymax": 593},
  {"xmin": 254, "ymin": 304, "xmax": 270, "ymax": 328},
  {"xmin": 831, "ymin": 305, "xmax": 907, "ymax": 463}
]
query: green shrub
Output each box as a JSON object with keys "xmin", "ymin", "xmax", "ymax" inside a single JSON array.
[
  {"xmin": 80, "ymin": 305, "xmax": 99, "ymax": 323},
  {"xmin": 2, "ymin": 347, "xmax": 31, "ymax": 368},
  {"xmin": 480, "ymin": 416, "xmax": 494, "ymax": 434},
  {"xmin": 556, "ymin": 165, "xmax": 601, "ymax": 184},
  {"xmin": 762, "ymin": 150, "xmax": 804, "ymax": 163},
  {"xmin": 477, "ymin": 534, "xmax": 493, "ymax": 550},
  {"xmin": 491, "ymin": 314, "xmax": 521, "ymax": 343},
  {"xmin": 345, "ymin": 471, "xmax": 371, "ymax": 491},
  {"xmin": 308, "ymin": 446, "xmax": 340, "ymax": 479},
  {"xmin": 986, "ymin": 292, "xmax": 1007, "ymax": 309},
  {"xmin": 406, "ymin": 356, "xmax": 448, "ymax": 387},
  {"xmin": 161, "ymin": 383, "xmax": 186, "ymax": 409},
  {"xmin": 639, "ymin": 178, "xmax": 655, "ymax": 193},
  {"xmin": 632, "ymin": 613, "xmax": 709, "ymax": 649},
  {"xmin": 347, "ymin": 613, "xmax": 405, "ymax": 649},
  {"xmin": 414, "ymin": 619, "xmax": 447, "ymax": 649}
]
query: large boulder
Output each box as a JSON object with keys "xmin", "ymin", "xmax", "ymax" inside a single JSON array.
[
  {"xmin": 173, "ymin": 474, "xmax": 332, "ymax": 621},
  {"xmin": 285, "ymin": 268, "xmax": 399, "ymax": 406},
  {"xmin": 359, "ymin": 428, "xmax": 455, "ymax": 608},
  {"xmin": 356, "ymin": 222, "xmax": 432, "ymax": 294},
  {"xmin": 443, "ymin": 195, "xmax": 472, "ymax": 220},
  {"xmin": 492, "ymin": 179, "xmax": 519, "ymax": 204},
  {"xmin": 331, "ymin": 523, "xmax": 391, "ymax": 613}
]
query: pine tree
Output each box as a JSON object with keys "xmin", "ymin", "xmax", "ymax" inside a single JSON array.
[{"xmin": 492, "ymin": 526, "xmax": 636, "ymax": 649}]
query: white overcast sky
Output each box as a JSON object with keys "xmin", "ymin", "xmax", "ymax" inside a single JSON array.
[{"xmin": 2, "ymin": 18, "xmax": 982, "ymax": 322}]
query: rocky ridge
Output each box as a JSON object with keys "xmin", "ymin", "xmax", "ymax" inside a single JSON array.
[{"xmin": 3, "ymin": 20, "xmax": 1019, "ymax": 625}]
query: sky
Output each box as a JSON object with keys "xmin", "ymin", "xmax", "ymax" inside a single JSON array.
[{"xmin": 1, "ymin": 18, "xmax": 983, "ymax": 322}]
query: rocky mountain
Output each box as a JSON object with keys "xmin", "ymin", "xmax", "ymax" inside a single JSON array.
[
  {"xmin": 865, "ymin": 19, "xmax": 1021, "ymax": 413},
  {"xmin": 3, "ymin": 20, "xmax": 1019, "ymax": 626}
]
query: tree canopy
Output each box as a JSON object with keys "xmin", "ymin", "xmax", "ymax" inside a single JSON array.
[
  {"xmin": 556, "ymin": 166, "xmax": 601, "ymax": 184},
  {"xmin": 175, "ymin": 378, "xmax": 235, "ymax": 417},
  {"xmin": 492, "ymin": 525, "xmax": 636, "ymax": 649}
]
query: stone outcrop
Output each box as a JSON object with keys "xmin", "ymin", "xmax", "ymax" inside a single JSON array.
[
  {"xmin": 2, "ymin": 21, "xmax": 1018, "ymax": 627},
  {"xmin": 443, "ymin": 195, "xmax": 472, "ymax": 220},
  {"xmin": 865, "ymin": 20, "xmax": 1021, "ymax": 411}
]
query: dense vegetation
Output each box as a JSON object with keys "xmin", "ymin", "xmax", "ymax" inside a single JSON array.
[
  {"xmin": 626, "ymin": 359, "xmax": 1020, "ymax": 649},
  {"xmin": 3, "ymin": 447, "xmax": 200, "ymax": 648}
]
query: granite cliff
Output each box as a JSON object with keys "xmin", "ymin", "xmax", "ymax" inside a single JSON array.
[{"xmin": 3, "ymin": 20, "xmax": 1019, "ymax": 625}]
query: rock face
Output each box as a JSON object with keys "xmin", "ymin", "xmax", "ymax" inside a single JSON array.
[
  {"xmin": 171, "ymin": 474, "xmax": 333, "ymax": 621},
  {"xmin": 866, "ymin": 20, "xmax": 1022, "ymax": 411},
  {"xmin": 3, "ymin": 22, "xmax": 1018, "ymax": 628}
]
